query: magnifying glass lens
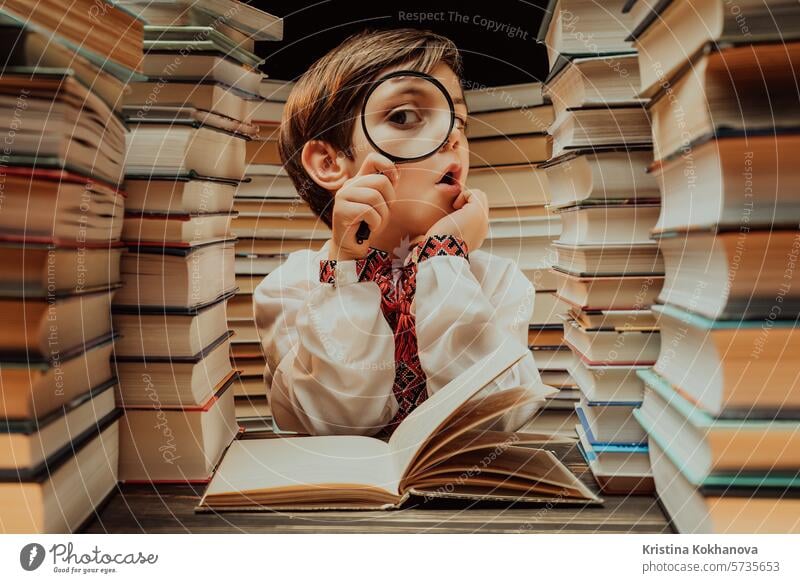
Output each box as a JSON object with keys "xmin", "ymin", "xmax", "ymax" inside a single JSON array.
[{"xmin": 363, "ymin": 74, "xmax": 453, "ymax": 160}]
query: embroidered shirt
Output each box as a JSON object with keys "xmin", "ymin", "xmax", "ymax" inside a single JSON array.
[
  {"xmin": 253, "ymin": 232, "xmax": 552, "ymax": 437},
  {"xmin": 319, "ymin": 234, "xmax": 470, "ymax": 436}
]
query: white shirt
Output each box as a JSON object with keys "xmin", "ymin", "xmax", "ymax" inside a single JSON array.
[{"xmin": 252, "ymin": 235, "xmax": 555, "ymax": 436}]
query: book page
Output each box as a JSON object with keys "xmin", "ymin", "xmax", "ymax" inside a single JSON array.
[
  {"xmin": 406, "ymin": 426, "xmax": 571, "ymax": 481},
  {"xmin": 414, "ymin": 446, "xmax": 600, "ymax": 502},
  {"xmin": 202, "ymin": 435, "xmax": 400, "ymax": 499},
  {"xmin": 402, "ymin": 387, "xmax": 543, "ymax": 481},
  {"xmin": 388, "ymin": 337, "xmax": 529, "ymax": 478}
]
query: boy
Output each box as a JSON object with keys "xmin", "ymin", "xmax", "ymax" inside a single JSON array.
[{"xmin": 253, "ymin": 28, "xmax": 554, "ymax": 437}]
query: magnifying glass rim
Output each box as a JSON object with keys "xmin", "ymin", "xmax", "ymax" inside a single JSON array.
[{"xmin": 360, "ymin": 69, "xmax": 456, "ymax": 164}]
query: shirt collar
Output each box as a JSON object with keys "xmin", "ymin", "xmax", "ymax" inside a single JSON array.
[{"xmin": 319, "ymin": 238, "xmax": 416, "ymax": 267}]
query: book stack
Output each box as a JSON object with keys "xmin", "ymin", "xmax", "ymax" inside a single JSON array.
[
  {"xmin": 0, "ymin": 2, "xmax": 144, "ymax": 532},
  {"xmin": 229, "ymin": 78, "xmax": 306, "ymax": 432},
  {"xmin": 535, "ymin": 0, "xmax": 662, "ymax": 493},
  {"xmin": 464, "ymin": 83, "xmax": 578, "ymax": 437},
  {"xmin": 625, "ymin": 0, "xmax": 800, "ymax": 532},
  {"xmin": 111, "ymin": 1, "xmax": 283, "ymax": 481}
]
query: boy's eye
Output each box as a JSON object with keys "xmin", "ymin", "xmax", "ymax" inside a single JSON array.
[
  {"xmin": 455, "ymin": 116, "xmax": 467, "ymax": 132},
  {"xmin": 387, "ymin": 108, "xmax": 423, "ymax": 126}
]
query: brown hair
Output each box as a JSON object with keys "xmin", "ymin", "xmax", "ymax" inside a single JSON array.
[{"xmin": 278, "ymin": 28, "xmax": 463, "ymax": 228}]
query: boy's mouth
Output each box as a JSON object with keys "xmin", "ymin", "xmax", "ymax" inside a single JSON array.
[
  {"xmin": 435, "ymin": 163, "xmax": 462, "ymax": 192},
  {"xmin": 439, "ymin": 171, "xmax": 456, "ymax": 185}
]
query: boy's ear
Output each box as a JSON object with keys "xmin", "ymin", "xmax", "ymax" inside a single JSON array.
[{"xmin": 300, "ymin": 140, "xmax": 354, "ymax": 192}]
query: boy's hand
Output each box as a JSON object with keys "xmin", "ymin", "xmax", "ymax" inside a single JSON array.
[
  {"xmin": 329, "ymin": 153, "xmax": 398, "ymax": 261},
  {"xmin": 424, "ymin": 188, "xmax": 489, "ymax": 253}
]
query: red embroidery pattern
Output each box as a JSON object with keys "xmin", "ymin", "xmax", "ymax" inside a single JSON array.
[
  {"xmin": 319, "ymin": 234, "xmax": 469, "ymax": 437},
  {"xmin": 318, "ymin": 247, "xmax": 394, "ymax": 284},
  {"xmin": 416, "ymin": 235, "xmax": 469, "ymax": 261}
]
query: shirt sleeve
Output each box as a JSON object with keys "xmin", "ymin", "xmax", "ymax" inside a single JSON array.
[
  {"xmin": 252, "ymin": 247, "xmax": 399, "ymax": 436},
  {"xmin": 412, "ymin": 234, "xmax": 557, "ymax": 433}
]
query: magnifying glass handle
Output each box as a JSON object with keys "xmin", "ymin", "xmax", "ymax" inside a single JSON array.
[{"xmin": 356, "ymin": 221, "xmax": 370, "ymax": 244}]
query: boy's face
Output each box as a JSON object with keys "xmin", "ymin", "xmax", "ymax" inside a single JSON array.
[{"xmin": 347, "ymin": 62, "xmax": 469, "ymax": 237}]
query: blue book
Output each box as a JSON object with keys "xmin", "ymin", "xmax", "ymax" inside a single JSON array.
[{"xmin": 575, "ymin": 405, "xmax": 648, "ymax": 448}]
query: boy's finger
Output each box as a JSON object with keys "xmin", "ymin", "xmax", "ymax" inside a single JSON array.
[
  {"xmin": 472, "ymin": 189, "xmax": 489, "ymax": 213},
  {"xmin": 344, "ymin": 173, "xmax": 396, "ymax": 203},
  {"xmin": 453, "ymin": 190, "xmax": 467, "ymax": 209},
  {"xmin": 338, "ymin": 200, "xmax": 382, "ymax": 232},
  {"xmin": 347, "ymin": 186, "xmax": 389, "ymax": 227},
  {"xmin": 460, "ymin": 188, "xmax": 487, "ymax": 211},
  {"xmin": 356, "ymin": 152, "xmax": 398, "ymax": 184}
]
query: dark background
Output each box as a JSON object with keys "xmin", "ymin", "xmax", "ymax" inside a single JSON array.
[{"xmin": 252, "ymin": 0, "xmax": 551, "ymax": 86}]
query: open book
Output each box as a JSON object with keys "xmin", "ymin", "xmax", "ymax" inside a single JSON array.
[{"xmin": 196, "ymin": 339, "xmax": 603, "ymax": 510}]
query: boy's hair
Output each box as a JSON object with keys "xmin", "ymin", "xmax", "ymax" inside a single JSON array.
[{"xmin": 278, "ymin": 28, "xmax": 463, "ymax": 228}]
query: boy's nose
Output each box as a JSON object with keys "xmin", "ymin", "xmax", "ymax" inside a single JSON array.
[{"xmin": 439, "ymin": 125, "xmax": 463, "ymax": 152}]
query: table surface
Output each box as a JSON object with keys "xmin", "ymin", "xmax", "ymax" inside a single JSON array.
[{"xmin": 82, "ymin": 442, "xmax": 673, "ymax": 534}]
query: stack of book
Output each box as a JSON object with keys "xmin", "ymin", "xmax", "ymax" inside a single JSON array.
[
  {"xmin": 111, "ymin": 1, "xmax": 283, "ymax": 481},
  {"xmin": 464, "ymin": 82, "xmax": 579, "ymax": 437},
  {"xmin": 625, "ymin": 0, "xmax": 800, "ymax": 532},
  {"xmin": 0, "ymin": 2, "xmax": 143, "ymax": 532},
  {"xmin": 229, "ymin": 78, "xmax": 306, "ymax": 432},
  {"xmin": 536, "ymin": 0, "xmax": 662, "ymax": 493}
]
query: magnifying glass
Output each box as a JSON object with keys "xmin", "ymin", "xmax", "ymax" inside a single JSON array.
[{"xmin": 355, "ymin": 70, "xmax": 456, "ymax": 244}]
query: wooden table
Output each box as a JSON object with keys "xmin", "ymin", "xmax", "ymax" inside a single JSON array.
[{"xmin": 82, "ymin": 443, "xmax": 673, "ymax": 534}]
